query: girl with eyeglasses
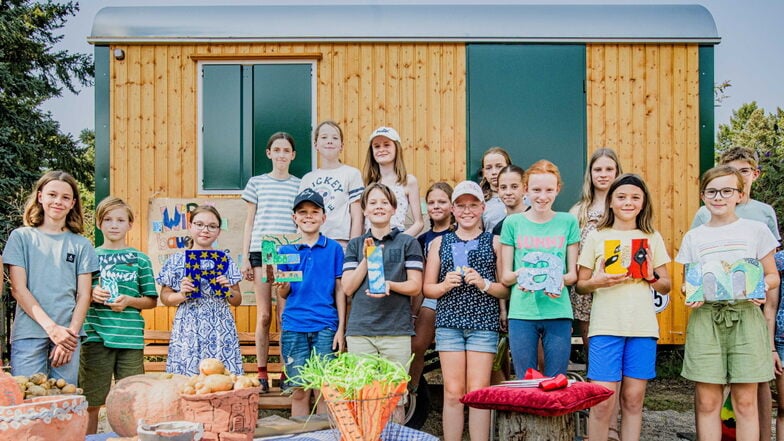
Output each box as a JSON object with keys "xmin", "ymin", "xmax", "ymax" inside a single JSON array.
[
  {"xmin": 677, "ymin": 165, "xmax": 780, "ymax": 441},
  {"xmin": 157, "ymin": 205, "xmax": 244, "ymax": 376}
]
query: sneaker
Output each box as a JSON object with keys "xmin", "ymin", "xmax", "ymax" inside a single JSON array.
[{"xmin": 259, "ymin": 378, "xmax": 269, "ymax": 394}]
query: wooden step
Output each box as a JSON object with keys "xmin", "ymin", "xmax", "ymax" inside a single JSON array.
[{"xmin": 258, "ymin": 387, "xmax": 293, "ymax": 410}]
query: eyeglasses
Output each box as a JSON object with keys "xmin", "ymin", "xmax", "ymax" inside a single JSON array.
[
  {"xmin": 702, "ymin": 188, "xmax": 740, "ymax": 199},
  {"xmin": 735, "ymin": 167, "xmax": 755, "ymax": 176},
  {"xmin": 191, "ymin": 222, "xmax": 220, "ymax": 232},
  {"xmin": 454, "ymin": 203, "xmax": 483, "ymax": 212}
]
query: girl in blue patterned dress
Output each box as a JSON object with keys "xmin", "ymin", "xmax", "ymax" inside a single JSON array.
[
  {"xmin": 423, "ymin": 180, "xmax": 509, "ymax": 441},
  {"xmin": 157, "ymin": 205, "xmax": 244, "ymax": 375}
]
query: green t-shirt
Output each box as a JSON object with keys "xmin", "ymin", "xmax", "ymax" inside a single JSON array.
[
  {"xmin": 84, "ymin": 247, "xmax": 158, "ymax": 349},
  {"xmin": 500, "ymin": 212, "xmax": 580, "ymax": 320}
]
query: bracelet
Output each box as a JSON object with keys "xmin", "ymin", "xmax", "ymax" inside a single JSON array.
[
  {"xmin": 644, "ymin": 271, "xmax": 660, "ymax": 284},
  {"xmin": 411, "ymin": 315, "xmax": 418, "ymax": 319},
  {"xmin": 482, "ymin": 278, "xmax": 491, "ymax": 293}
]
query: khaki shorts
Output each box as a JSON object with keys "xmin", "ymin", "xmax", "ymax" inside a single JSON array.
[
  {"xmin": 682, "ymin": 301, "xmax": 773, "ymax": 384},
  {"xmin": 346, "ymin": 335, "xmax": 411, "ymax": 368},
  {"xmin": 79, "ymin": 342, "xmax": 144, "ymax": 406}
]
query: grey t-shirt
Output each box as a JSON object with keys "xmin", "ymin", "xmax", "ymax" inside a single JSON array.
[
  {"xmin": 343, "ymin": 229, "xmax": 423, "ymax": 337},
  {"xmin": 691, "ymin": 198, "xmax": 780, "ymax": 240},
  {"xmin": 2, "ymin": 227, "xmax": 99, "ymax": 340}
]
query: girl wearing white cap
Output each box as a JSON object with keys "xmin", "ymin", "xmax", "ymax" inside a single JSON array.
[
  {"xmin": 424, "ymin": 180, "xmax": 509, "ymax": 441},
  {"xmin": 363, "ymin": 126, "xmax": 424, "ymax": 237}
]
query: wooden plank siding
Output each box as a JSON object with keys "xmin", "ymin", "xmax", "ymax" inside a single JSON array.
[
  {"xmin": 586, "ymin": 44, "xmax": 700, "ymax": 344},
  {"xmin": 108, "ymin": 42, "xmax": 466, "ymax": 333},
  {"xmin": 110, "ymin": 41, "xmax": 695, "ymax": 343}
]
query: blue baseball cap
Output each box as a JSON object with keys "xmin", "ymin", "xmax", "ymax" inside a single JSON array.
[{"xmin": 293, "ymin": 188, "xmax": 325, "ymax": 211}]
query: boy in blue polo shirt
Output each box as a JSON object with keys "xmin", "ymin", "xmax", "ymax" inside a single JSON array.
[{"xmin": 277, "ymin": 188, "xmax": 346, "ymax": 417}]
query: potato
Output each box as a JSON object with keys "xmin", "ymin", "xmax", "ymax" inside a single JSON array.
[
  {"xmin": 26, "ymin": 385, "xmax": 47, "ymax": 397},
  {"xmin": 181, "ymin": 385, "xmax": 195, "ymax": 395},
  {"xmin": 76, "ymin": 387, "xmax": 84, "ymax": 394},
  {"xmin": 203, "ymin": 374, "xmax": 234, "ymax": 393},
  {"xmin": 47, "ymin": 388, "xmax": 62, "ymax": 396},
  {"xmin": 13, "ymin": 375, "xmax": 29, "ymax": 386},
  {"xmin": 61, "ymin": 384, "xmax": 77, "ymax": 394},
  {"xmin": 29, "ymin": 373, "xmax": 47, "ymax": 385},
  {"xmin": 55, "ymin": 378, "xmax": 66, "ymax": 388},
  {"xmin": 198, "ymin": 358, "xmax": 225, "ymax": 376},
  {"xmin": 233, "ymin": 376, "xmax": 255, "ymax": 390}
]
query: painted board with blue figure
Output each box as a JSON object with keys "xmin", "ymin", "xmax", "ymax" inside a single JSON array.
[
  {"xmin": 451, "ymin": 240, "xmax": 478, "ymax": 275},
  {"xmin": 365, "ymin": 237, "xmax": 386, "ymax": 294}
]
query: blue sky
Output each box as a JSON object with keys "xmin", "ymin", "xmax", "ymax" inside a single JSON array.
[{"xmin": 45, "ymin": 0, "xmax": 784, "ymax": 137}]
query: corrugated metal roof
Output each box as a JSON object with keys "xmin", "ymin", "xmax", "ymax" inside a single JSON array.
[{"xmin": 89, "ymin": 4, "xmax": 719, "ymax": 44}]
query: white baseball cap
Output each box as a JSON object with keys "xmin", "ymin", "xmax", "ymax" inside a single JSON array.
[
  {"xmin": 451, "ymin": 180, "xmax": 484, "ymax": 203},
  {"xmin": 368, "ymin": 126, "xmax": 401, "ymax": 144}
]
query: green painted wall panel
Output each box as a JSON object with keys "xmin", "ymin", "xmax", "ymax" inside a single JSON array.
[
  {"xmin": 699, "ymin": 45, "xmax": 715, "ymax": 176},
  {"xmin": 94, "ymin": 45, "xmax": 110, "ymax": 245},
  {"xmin": 202, "ymin": 64, "xmax": 245, "ymax": 190},
  {"xmin": 466, "ymin": 44, "xmax": 586, "ymax": 211},
  {"xmin": 252, "ymin": 64, "xmax": 312, "ymax": 179}
]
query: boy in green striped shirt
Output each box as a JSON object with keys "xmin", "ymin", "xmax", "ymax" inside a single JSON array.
[{"xmin": 80, "ymin": 197, "xmax": 158, "ymax": 434}]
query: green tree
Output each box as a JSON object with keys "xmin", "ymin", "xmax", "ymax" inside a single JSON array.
[
  {"xmin": 0, "ymin": 0, "xmax": 93, "ymax": 246},
  {"xmin": 717, "ymin": 102, "xmax": 784, "ymax": 239}
]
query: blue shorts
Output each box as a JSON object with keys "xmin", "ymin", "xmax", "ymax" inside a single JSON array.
[
  {"xmin": 281, "ymin": 329, "xmax": 336, "ymax": 389},
  {"xmin": 588, "ymin": 335, "xmax": 657, "ymax": 382},
  {"xmin": 435, "ymin": 327, "xmax": 499, "ymax": 353},
  {"xmin": 421, "ymin": 298, "xmax": 437, "ymax": 310},
  {"xmin": 11, "ymin": 337, "xmax": 81, "ymax": 385}
]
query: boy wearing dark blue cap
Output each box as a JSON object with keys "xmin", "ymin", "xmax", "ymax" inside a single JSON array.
[{"xmin": 276, "ymin": 188, "xmax": 346, "ymax": 417}]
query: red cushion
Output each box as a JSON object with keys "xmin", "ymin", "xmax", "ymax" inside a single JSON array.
[{"xmin": 460, "ymin": 382, "xmax": 613, "ymax": 417}]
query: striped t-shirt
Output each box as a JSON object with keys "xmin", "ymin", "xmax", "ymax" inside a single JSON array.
[
  {"xmin": 85, "ymin": 248, "xmax": 158, "ymax": 349},
  {"xmin": 242, "ymin": 173, "xmax": 302, "ymax": 253}
]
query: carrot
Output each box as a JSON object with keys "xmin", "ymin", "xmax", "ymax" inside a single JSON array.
[
  {"xmin": 374, "ymin": 381, "xmax": 407, "ymax": 439},
  {"xmin": 322, "ymin": 384, "xmax": 363, "ymax": 441},
  {"xmin": 359, "ymin": 382, "xmax": 383, "ymax": 440}
]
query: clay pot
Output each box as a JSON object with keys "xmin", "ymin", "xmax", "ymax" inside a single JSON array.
[
  {"xmin": 0, "ymin": 370, "xmax": 23, "ymax": 406},
  {"xmin": 180, "ymin": 387, "xmax": 259, "ymax": 441},
  {"xmin": 0, "ymin": 394, "xmax": 88, "ymax": 441},
  {"xmin": 105, "ymin": 373, "xmax": 190, "ymax": 437}
]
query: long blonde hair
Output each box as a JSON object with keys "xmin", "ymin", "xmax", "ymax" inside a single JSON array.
[
  {"xmin": 23, "ymin": 170, "xmax": 84, "ymax": 234},
  {"xmin": 363, "ymin": 133, "xmax": 407, "ymax": 186},
  {"xmin": 573, "ymin": 148, "xmax": 622, "ymax": 228}
]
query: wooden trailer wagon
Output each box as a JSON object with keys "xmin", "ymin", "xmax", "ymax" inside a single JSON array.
[{"xmin": 88, "ymin": 3, "xmax": 719, "ymax": 360}]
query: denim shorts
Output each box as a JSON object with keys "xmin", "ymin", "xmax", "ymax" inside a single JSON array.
[
  {"xmin": 421, "ymin": 298, "xmax": 437, "ymax": 311},
  {"xmin": 11, "ymin": 337, "xmax": 81, "ymax": 386},
  {"xmin": 587, "ymin": 335, "xmax": 657, "ymax": 382},
  {"xmin": 281, "ymin": 329, "xmax": 336, "ymax": 389},
  {"xmin": 435, "ymin": 327, "xmax": 499, "ymax": 353}
]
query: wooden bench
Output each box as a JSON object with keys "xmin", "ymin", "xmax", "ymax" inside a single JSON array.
[{"xmin": 143, "ymin": 329, "xmax": 291, "ymax": 409}]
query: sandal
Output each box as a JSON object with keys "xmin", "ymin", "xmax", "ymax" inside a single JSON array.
[{"xmin": 608, "ymin": 427, "xmax": 621, "ymax": 441}]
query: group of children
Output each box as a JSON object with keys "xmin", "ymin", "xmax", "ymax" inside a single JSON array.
[{"xmin": 1, "ymin": 119, "xmax": 781, "ymax": 441}]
